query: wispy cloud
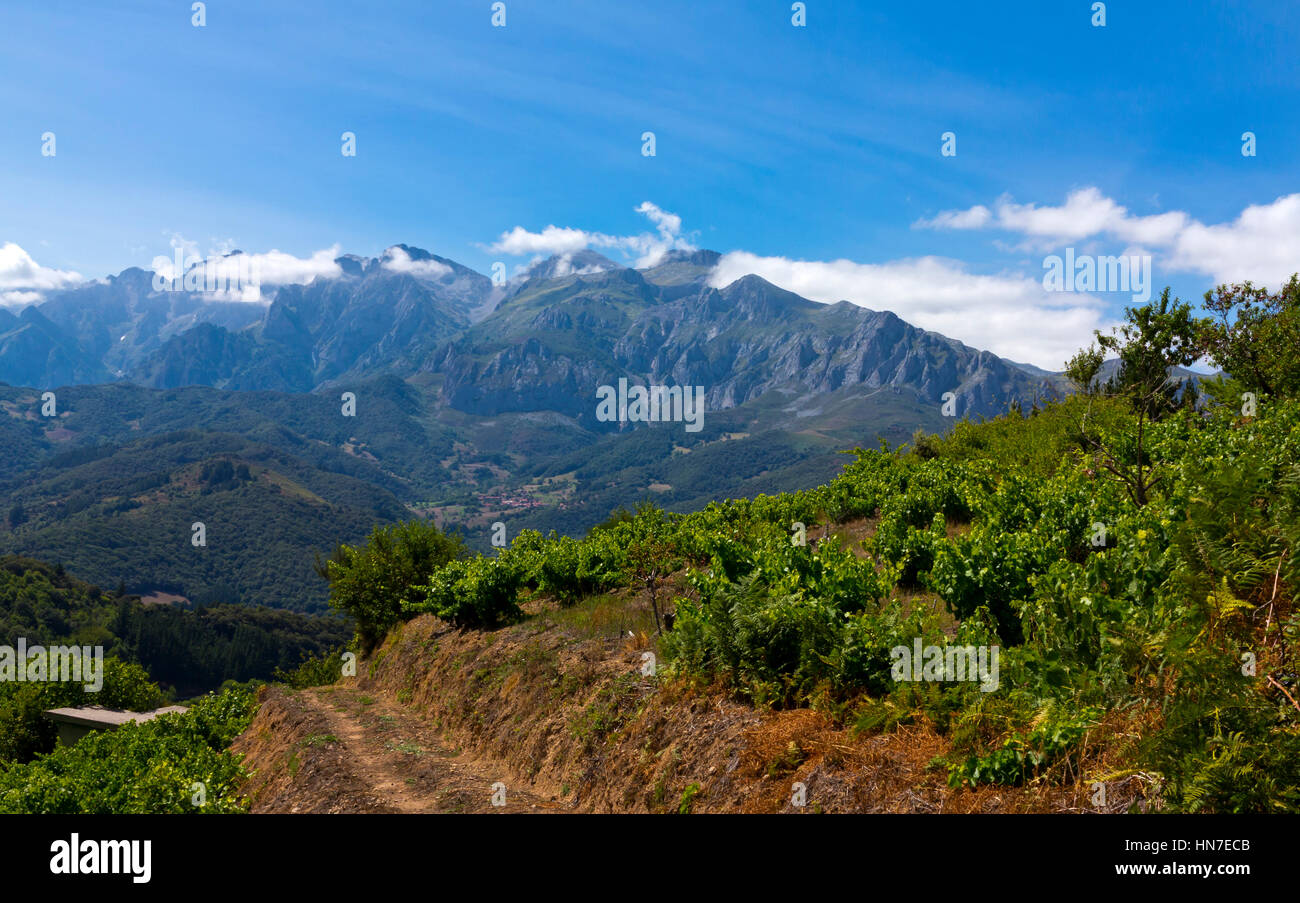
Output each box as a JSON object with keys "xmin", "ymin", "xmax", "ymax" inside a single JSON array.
[
  {"xmin": 916, "ymin": 205, "xmax": 992, "ymax": 230},
  {"xmin": 488, "ymin": 202, "xmax": 694, "ymax": 268},
  {"xmin": 916, "ymin": 188, "xmax": 1191, "ymax": 246}
]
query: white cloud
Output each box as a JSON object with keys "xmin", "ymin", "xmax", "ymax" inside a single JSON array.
[
  {"xmin": 0, "ymin": 290, "xmax": 44, "ymax": 308},
  {"xmin": 488, "ymin": 202, "xmax": 694, "ymax": 268},
  {"xmin": 150, "ymin": 239, "xmax": 343, "ymax": 302},
  {"xmin": 381, "ymin": 246, "xmax": 452, "ymax": 279},
  {"xmin": 918, "ymin": 188, "xmax": 1190, "ymax": 246},
  {"xmin": 709, "ymin": 251, "xmax": 1112, "ymax": 370},
  {"xmin": 636, "ymin": 201, "xmax": 682, "ymax": 238},
  {"xmin": 242, "ymin": 247, "xmax": 343, "ymax": 285},
  {"xmin": 914, "ymin": 205, "xmax": 991, "ymax": 230},
  {"xmin": 491, "ymin": 225, "xmax": 593, "ymax": 257},
  {"xmin": 917, "ymin": 188, "xmax": 1300, "ymax": 286},
  {"xmin": 0, "ymin": 243, "xmax": 84, "ymax": 304},
  {"xmin": 542, "ymin": 253, "xmax": 613, "ymax": 278},
  {"xmin": 1167, "ymin": 193, "xmax": 1300, "ymax": 286}
]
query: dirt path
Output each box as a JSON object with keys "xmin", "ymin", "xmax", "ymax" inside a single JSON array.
[{"xmin": 235, "ymin": 683, "xmax": 560, "ymax": 814}]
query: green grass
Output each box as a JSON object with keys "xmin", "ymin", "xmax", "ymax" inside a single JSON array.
[{"xmin": 543, "ymin": 591, "xmax": 658, "ymax": 640}]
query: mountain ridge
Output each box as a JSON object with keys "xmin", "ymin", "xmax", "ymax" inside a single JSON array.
[{"xmin": 1, "ymin": 247, "xmax": 1059, "ymax": 421}]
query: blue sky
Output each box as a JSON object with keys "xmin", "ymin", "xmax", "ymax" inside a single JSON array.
[{"xmin": 2, "ymin": 0, "xmax": 1298, "ymax": 367}]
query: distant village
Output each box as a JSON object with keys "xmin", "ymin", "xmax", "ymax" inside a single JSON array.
[{"xmin": 476, "ymin": 490, "xmax": 545, "ymax": 511}]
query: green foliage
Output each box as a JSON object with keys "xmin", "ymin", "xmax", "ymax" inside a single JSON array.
[
  {"xmin": 1199, "ymin": 274, "xmax": 1300, "ymax": 397},
  {"xmin": 0, "ymin": 684, "xmax": 257, "ymax": 813},
  {"xmin": 407, "ymin": 555, "xmax": 523, "ymax": 628},
  {"xmin": 319, "ymin": 519, "xmax": 466, "ymax": 651},
  {"xmin": 1064, "ymin": 343, "xmax": 1104, "ymax": 393},
  {"xmin": 929, "ymin": 529, "xmax": 1040, "ymax": 645},
  {"xmin": 0, "ymin": 555, "xmax": 117, "ymax": 647},
  {"xmin": 1095, "ymin": 287, "xmax": 1202, "ymax": 419},
  {"xmin": 947, "ymin": 705, "xmax": 1100, "ymax": 788},
  {"xmin": 109, "ymin": 600, "xmax": 351, "ymax": 697},
  {"xmin": 0, "ymin": 658, "xmax": 166, "ymax": 764},
  {"xmin": 676, "ymin": 782, "xmax": 702, "ymax": 814},
  {"xmin": 592, "ymin": 506, "xmax": 635, "ymax": 531},
  {"xmin": 663, "ymin": 531, "xmax": 898, "ymax": 706},
  {"xmin": 0, "ymin": 554, "xmax": 351, "ymax": 696},
  {"xmin": 656, "ymin": 291, "xmax": 1300, "ymax": 811},
  {"xmin": 273, "ymin": 646, "xmax": 351, "ymax": 689},
  {"xmin": 626, "ymin": 517, "xmax": 683, "ymax": 634},
  {"xmin": 0, "ymin": 430, "xmax": 409, "ymax": 613},
  {"xmin": 1139, "ymin": 430, "xmax": 1300, "ymax": 812},
  {"xmin": 1065, "ymin": 290, "xmax": 1205, "ymax": 507},
  {"xmin": 520, "ymin": 531, "xmax": 624, "ymax": 605}
]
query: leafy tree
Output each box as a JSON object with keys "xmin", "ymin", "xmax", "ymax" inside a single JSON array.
[
  {"xmin": 592, "ymin": 506, "xmax": 634, "ymax": 532},
  {"xmin": 1064, "ymin": 343, "xmax": 1104, "ymax": 394},
  {"xmin": 1199, "ymin": 274, "xmax": 1300, "ymax": 396},
  {"xmin": 316, "ymin": 520, "xmax": 465, "ymax": 651},
  {"xmin": 273, "ymin": 647, "xmax": 350, "ymax": 689},
  {"xmin": 0, "ymin": 658, "xmax": 166, "ymax": 763},
  {"xmin": 1096, "ymin": 287, "xmax": 1203, "ymax": 419},
  {"xmin": 409, "ymin": 556, "xmax": 523, "ymax": 628},
  {"xmin": 1071, "ymin": 289, "xmax": 1203, "ymax": 505}
]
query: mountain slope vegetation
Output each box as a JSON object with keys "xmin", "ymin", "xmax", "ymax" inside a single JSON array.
[
  {"xmin": 0, "ymin": 277, "xmax": 1295, "ymax": 814},
  {"xmin": 312, "ymin": 280, "xmax": 1300, "ymax": 813},
  {"xmin": 0, "ymin": 253, "xmax": 1062, "ymax": 606},
  {"xmin": 0, "ymin": 555, "xmax": 349, "ymax": 697},
  {"xmin": 0, "ymin": 429, "xmax": 409, "ymax": 611}
]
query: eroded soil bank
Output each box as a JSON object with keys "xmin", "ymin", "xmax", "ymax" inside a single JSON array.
[{"xmin": 235, "ymin": 598, "xmax": 1097, "ymax": 813}]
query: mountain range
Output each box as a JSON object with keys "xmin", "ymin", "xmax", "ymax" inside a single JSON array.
[
  {"xmin": 0, "ymin": 245, "xmax": 1066, "ymax": 610},
  {"xmin": 1, "ymin": 245, "xmax": 1057, "ymax": 416}
]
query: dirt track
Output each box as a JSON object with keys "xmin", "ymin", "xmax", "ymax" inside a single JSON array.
[{"xmin": 233, "ymin": 683, "xmax": 560, "ymax": 813}]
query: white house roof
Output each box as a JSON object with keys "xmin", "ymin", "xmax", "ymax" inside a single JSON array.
[{"xmin": 43, "ymin": 705, "xmax": 188, "ymax": 728}]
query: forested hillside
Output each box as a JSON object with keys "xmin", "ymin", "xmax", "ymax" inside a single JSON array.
[
  {"xmin": 0, "ymin": 250, "xmax": 1058, "ymax": 608},
  {"xmin": 0, "ymin": 556, "xmax": 349, "ymax": 695}
]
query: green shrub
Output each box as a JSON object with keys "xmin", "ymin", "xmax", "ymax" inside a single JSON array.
[
  {"xmin": 317, "ymin": 520, "xmax": 465, "ymax": 651},
  {"xmin": 0, "ymin": 658, "xmax": 166, "ymax": 764},
  {"xmin": 0, "ymin": 683, "xmax": 256, "ymax": 813},
  {"xmin": 946, "ymin": 705, "xmax": 1100, "ymax": 788},
  {"xmin": 273, "ymin": 647, "xmax": 350, "ymax": 689},
  {"xmin": 407, "ymin": 555, "xmax": 523, "ymax": 628}
]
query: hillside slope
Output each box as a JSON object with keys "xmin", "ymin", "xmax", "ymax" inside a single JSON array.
[{"xmin": 235, "ymin": 607, "xmax": 1099, "ymax": 813}]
